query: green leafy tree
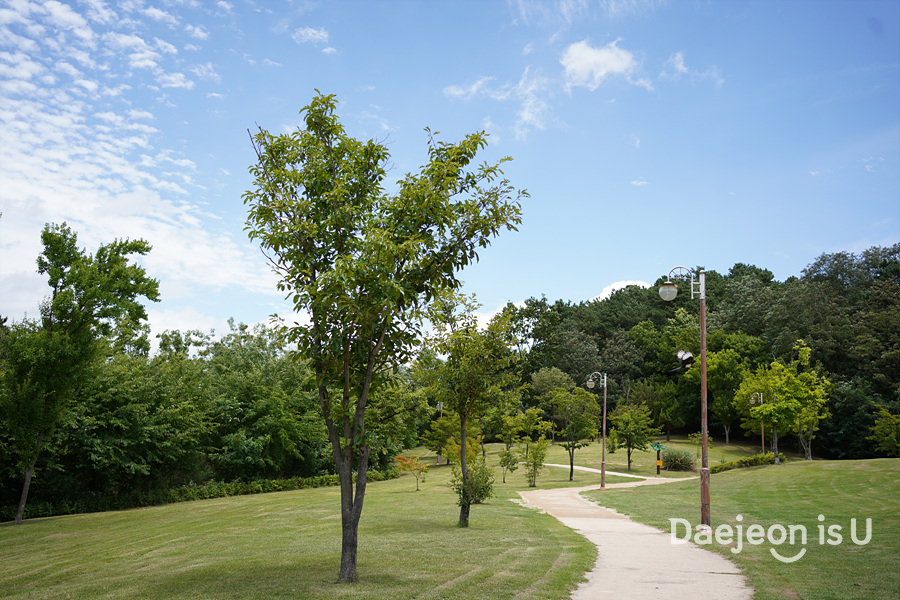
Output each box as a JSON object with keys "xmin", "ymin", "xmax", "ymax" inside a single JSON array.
[
  {"xmin": 0, "ymin": 223, "xmax": 158, "ymax": 524},
  {"xmin": 550, "ymin": 387, "xmax": 600, "ymax": 481},
  {"xmin": 684, "ymin": 348, "xmax": 746, "ymax": 443},
  {"xmin": 425, "ymin": 308, "xmax": 516, "ymax": 527},
  {"xmin": 523, "ymin": 436, "xmax": 549, "ymax": 487},
  {"xmin": 498, "ymin": 448, "xmax": 520, "ymax": 483},
  {"xmin": 609, "ymin": 402, "xmax": 660, "ymax": 470},
  {"xmin": 649, "ymin": 381, "xmax": 683, "ymax": 441},
  {"xmin": 243, "ymin": 93, "xmax": 523, "ymax": 581},
  {"xmin": 868, "ymin": 408, "xmax": 900, "ymax": 457},
  {"xmin": 205, "ymin": 320, "xmax": 324, "ymax": 481},
  {"xmin": 734, "ymin": 341, "xmax": 831, "ymax": 460}
]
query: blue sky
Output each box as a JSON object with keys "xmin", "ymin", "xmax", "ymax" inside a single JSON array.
[{"xmin": 1, "ymin": 0, "xmax": 898, "ymax": 344}]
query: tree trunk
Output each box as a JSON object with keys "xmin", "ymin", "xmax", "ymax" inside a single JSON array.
[
  {"xmin": 773, "ymin": 424, "xmax": 780, "ymax": 464},
  {"xmin": 568, "ymin": 446, "xmax": 575, "ymax": 481},
  {"xmin": 336, "ymin": 446, "xmax": 369, "ymax": 582},
  {"xmin": 666, "ymin": 424, "xmax": 671, "ymax": 442},
  {"xmin": 723, "ymin": 424, "xmax": 731, "ymax": 445},
  {"xmin": 458, "ymin": 414, "xmax": 470, "ymax": 527},
  {"xmin": 15, "ymin": 432, "xmax": 45, "ymax": 525}
]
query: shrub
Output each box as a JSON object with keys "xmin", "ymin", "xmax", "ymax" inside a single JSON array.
[
  {"xmin": 1, "ymin": 469, "xmax": 397, "ymax": 522},
  {"xmin": 450, "ymin": 458, "xmax": 495, "ymax": 506},
  {"xmin": 605, "ymin": 428, "xmax": 619, "ymax": 454},
  {"xmin": 662, "ymin": 448, "xmax": 697, "ymax": 471},
  {"xmin": 710, "ymin": 452, "xmax": 786, "ymax": 474}
]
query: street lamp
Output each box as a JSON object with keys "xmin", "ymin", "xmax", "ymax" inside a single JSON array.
[
  {"xmin": 659, "ymin": 266, "xmax": 710, "ymax": 529},
  {"xmin": 586, "ymin": 372, "xmax": 607, "ymax": 491}
]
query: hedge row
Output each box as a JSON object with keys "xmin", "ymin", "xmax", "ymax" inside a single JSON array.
[
  {"xmin": 710, "ymin": 452, "xmax": 786, "ymax": 474},
  {"xmin": 1, "ymin": 468, "xmax": 399, "ymax": 522}
]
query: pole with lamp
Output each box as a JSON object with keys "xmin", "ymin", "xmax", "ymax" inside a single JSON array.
[
  {"xmin": 586, "ymin": 372, "xmax": 607, "ymax": 491},
  {"xmin": 659, "ymin": 266, "xmax": 710, "ymax": 529}
]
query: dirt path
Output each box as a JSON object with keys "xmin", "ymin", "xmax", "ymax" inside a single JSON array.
[{"xmin": 519, "ymin": 466, "xmax": 753, "ymax": 600}]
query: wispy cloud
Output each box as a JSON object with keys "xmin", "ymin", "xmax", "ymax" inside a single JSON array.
[
  {"xmin": 444, "ymin": 69, "xmax": 552, "ymax": 139},
  {"xmin": 444, "ymin": 76, "xmax": 496, "ymax": 100},
  {"xmin": 292, "ymin": 26, "xmax": 329, "ymax": 44},
  {"xmin": 660, "ymin": 52, "xmax": 724, "ymax": 86}
]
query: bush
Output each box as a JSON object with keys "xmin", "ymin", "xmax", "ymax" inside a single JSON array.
[
  {"xmin": 450, "ymin": 458, "xmax": 495, "ymax": 506},
  {"xmin": 710, "ymin": 452, "xmax": 786, "ymax": 474},
  {"xmin": 1, "ymin": 469, "xmax": 399, "ymax": 522},
  {"xmin": 605, "ymin": 428, "xmax": 619, "ymax": 454},
  {"xmin": 662, "ymin": 448, "xmax": 697, "ymax": 471}
]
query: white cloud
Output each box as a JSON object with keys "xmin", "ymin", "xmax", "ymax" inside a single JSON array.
[
  {"xmin": 660, "ymin": 52, "xmax": 724, "ymax": 86},
  {"xmin": 263, "ymin": 58, "xmax": 283, "ymax": 67},
  {"xmin": 191, "ymin": 61, "xmax": 221, "ymax": 82},
  {"xmin": 561, "ymin": 38, "xmax": 651, "ymax": 92},
  {"xmin": 156, "ymin": 71, "xmax": 194, "ymax": 89},
  {"xmin": 590, "ymin": 280, "xmax": 650, "ymax": 302},
  {"xmin": 143, "ymin": 7, "xmax": 178, "ymax": 26},
  {"xmin": 185, "ymin": 24, "xmax": 210, "ymax": 40},
  {"xmin": 443, "ymin": 76, "xmax": 495, "ymax": 100},
  {"xmin": 631, "ymin": 178, "xmax": 648, "ymax": 186},
  {"xmin": 43, "ymin": 0, "xmax": 95, "ymax": 47},
  {"xmin": 292, "ymin": 26, "xmax": 328, "ymax": 45},
  {"xmin": 0, "ymin": 0, "xmax": 278, "ymax": 339}
]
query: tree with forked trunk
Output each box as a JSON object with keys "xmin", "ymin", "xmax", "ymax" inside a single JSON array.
[{"xmin": 243, "ymin": 93, "xmax": 524, "ymax": 581}]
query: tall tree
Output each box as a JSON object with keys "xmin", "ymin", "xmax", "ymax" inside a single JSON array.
[
  {"xmin": 0, "ymin": 223, "xmax": 158, "ymax": 524},
  {"xmin": 243, "ymin": 93, "xmax": 523, "ymax": 581}
]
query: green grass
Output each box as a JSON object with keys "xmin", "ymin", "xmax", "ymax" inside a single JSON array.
[
  {"xmin": 583, "ymin": 458, "xmax": 900, "ymax": 600},
  {"xmin": 5, "ymin": 440, "xmax": 893, "ymax": 600},
  {"xmin": 0, "ymin": 444, "xmax": 613, "ymax": 600}
]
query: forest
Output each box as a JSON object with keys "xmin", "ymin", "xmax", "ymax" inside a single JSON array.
[{"xmin": 2, "ymin": 238, "xmax": 898, "ymax": 522}]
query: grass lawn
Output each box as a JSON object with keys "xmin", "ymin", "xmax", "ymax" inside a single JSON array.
[
  {"xmin": 583, "ymin": 457, "xmax": 900, "ymax": 600},
  {"xmin": 0, "ymin": 443, "xmax": 620, "ymax": 600},
  {"xmin": 3, "ymin": 439, "xmax": 894, "ymax": 600}
]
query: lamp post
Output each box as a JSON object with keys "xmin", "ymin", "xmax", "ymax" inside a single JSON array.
[
  {"xmin": 659, "ymin": 266, "xmax": 710, "ymax": 529},
  {"xmin": 586, "ymin": 372, "xmax": 607, "ymax": 491}
]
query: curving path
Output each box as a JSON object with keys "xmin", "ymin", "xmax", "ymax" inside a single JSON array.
[{"xmin": 519, "ymin": 466, "xmax": 753, "ymax": 600}]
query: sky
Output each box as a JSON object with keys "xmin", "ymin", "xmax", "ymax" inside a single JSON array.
[{"xmin": 1, "ymin": 0, "xmax": 898, "ymax": 346}]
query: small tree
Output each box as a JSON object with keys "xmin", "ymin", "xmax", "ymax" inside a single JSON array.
[
  {"xmin": 424, "ymin": 308, "xmax": 517, "ymax": 527},
  {"xmin": 498, "ymin": 448, "xmax": 520, "ymax": 483},
  {"xmin": 551, "ymin": 387, "xmax": 600, "ymax": 481},
  {"xmin": 395, "ymin": 455, "xmax": 428, "ymax": 491},
  {"xmin": 450, "ymin": 457, "xmax": 494, "ymax": 515},
  {"xmin": 609, "ymin": 403, "xmax": 660, "ymax": 470},
  {"xmin": 524, "ymin": 436, "xmax": 550, "ymax": 486},
  {"xmin": 868, "ymin": 408, "xmax": 900, "ymax": 457}
]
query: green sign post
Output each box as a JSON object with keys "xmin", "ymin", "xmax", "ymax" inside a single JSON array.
[{"xmin": 651, "ymin": 443, "xmax": 666, "ymax": 475}]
